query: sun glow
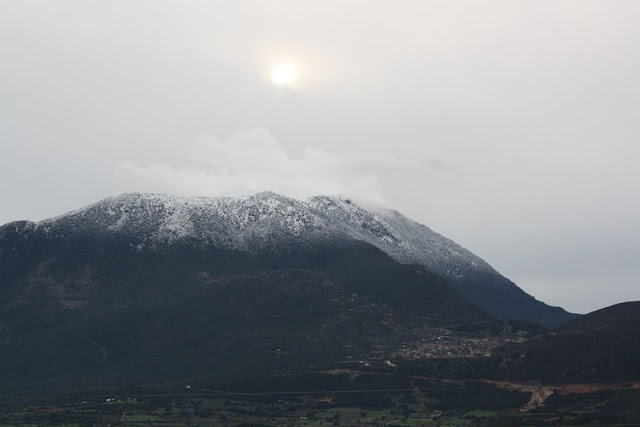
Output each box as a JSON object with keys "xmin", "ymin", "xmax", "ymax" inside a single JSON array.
[{"xmin": 270, "ymin": 61, "xmax": 297, "ymax": 86}]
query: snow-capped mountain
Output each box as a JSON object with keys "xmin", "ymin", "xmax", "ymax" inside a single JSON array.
[{"xmin": 5, "ymin": 192, "xmax": 574, "ymax": 326}]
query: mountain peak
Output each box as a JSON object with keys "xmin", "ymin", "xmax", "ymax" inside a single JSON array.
[{"xmin": 1, "ymin": 191, "xmax": 576, "ymax": 326}]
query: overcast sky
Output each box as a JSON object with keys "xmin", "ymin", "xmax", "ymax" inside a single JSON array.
[{"xmin": 1, "ymin": 1, "xmax": 639, "ymax": 313}]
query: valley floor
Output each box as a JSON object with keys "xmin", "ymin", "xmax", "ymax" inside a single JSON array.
[{"xmin": 2, "ymin": 376, "xmax": 639, "ymax": 426}]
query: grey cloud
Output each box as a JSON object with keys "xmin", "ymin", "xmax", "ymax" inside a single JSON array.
[{"xmin": 115, "ymin": 128, "xmax": 433, "ymax": 203}]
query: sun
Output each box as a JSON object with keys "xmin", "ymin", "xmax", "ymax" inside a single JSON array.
[{"xmin": 270, "ymin": 61, "xmax": 297, "ymax": 86}]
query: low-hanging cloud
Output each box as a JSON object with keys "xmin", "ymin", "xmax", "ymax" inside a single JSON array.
[{"xmin": 115, "ymin": 128, "xmax": 440, "ymax": 202}]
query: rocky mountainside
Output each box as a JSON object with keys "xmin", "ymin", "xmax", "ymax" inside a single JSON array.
[
  {"xmin": 0, "ymin": 208, "xmax": 497, "ymax": 388},
  {"xmin": 1, "ymin": 192, "xmax": 574, "ymax": 326}
]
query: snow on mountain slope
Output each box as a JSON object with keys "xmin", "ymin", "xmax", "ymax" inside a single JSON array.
[
  {"xmin": 37, "ymin": 192, "xmax": 331, "ymax": 251},
  {"xmin": 307, "ymin": 195, "xmax": 492, "ymax": 278},
  {"xmin": 6, "ymin": 192, "xmax": 575, "ymax": 326},
  {"xmin": 33, "ymin": 192, "xmax": 492, "ymax": 274}
]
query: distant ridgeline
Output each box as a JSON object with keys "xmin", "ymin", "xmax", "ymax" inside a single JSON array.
[{"xmin": 495, "ymin": 301, "xmax": 640, "ymax": 384}]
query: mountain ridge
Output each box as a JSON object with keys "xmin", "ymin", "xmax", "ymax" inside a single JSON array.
[
  {"xmin": 495, "ymin": 301, "xmax": 640, "ymax": 384},
  {"xmin": 1, "ymin": 191, "xmax": 575, "ymax": 327}
]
